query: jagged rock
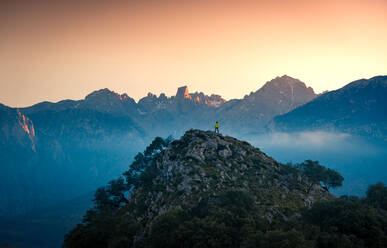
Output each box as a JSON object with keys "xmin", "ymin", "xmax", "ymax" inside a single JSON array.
[
  {"xmin": 122, "ymin": 130, "xmax": 332, "ymax": 236},
  {"xmin": 176, "ymin": 86, "xmax": 192, "ymax": 100},
  {"xmin": 63, "ymin": 130, "xmax": 334, "ymax": 248}
]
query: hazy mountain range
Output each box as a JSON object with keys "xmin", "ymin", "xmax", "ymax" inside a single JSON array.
[
  {"xmin": 0, "ymin": 75, "xmax": 386, "ymax": 248},
  {"xmin": 0, "ymin": 75, "xmax": 386, "ymax": 217},
  {"xmin": 272, "ymin": 75, "xmax": 387, "ymax": 140}
]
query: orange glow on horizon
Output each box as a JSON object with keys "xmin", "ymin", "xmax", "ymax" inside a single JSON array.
[{"xmin": 0, "ymin": 0, "xmax": 386, "ymax": 107}]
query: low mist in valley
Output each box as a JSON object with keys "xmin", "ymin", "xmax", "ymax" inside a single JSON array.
[
  {"xmin": 241, "ymin": 131, "xmax": 386, "ymax": 196},
  {"xmin": 1, "ymin": 75, "xmax": 385, "ymax": 247}
]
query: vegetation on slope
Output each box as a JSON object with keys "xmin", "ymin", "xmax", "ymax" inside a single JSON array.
[{"xmin": 63, "ymin": 130, "xmax": 387, "ymax": 248}]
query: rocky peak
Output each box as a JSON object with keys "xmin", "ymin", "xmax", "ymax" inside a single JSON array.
[
  {"xmin": 218, "ymin": 76, "xmax": 317, "ymax": 131},
  {"xmin": 146, "ymin": 92, "xmax": 157, "ymax": 98},
  {"xmin": 249, "ymin": 76, "xmax": 316, "ymax": 111},
  {"xmin": 174, "ymin": 86, "xmax": 226, "ymax": 108},
  {"xmin": 190, "ymin": 92, "xmax": 226, "ymax": 107},
  {"xmin": 82, "ymin": 88, "xmax": 136, "ymax": 113},
  {"xmin": 175, "ymin": 86, "xmax": 192, "ymax": 100},
  {"xmin": 138, "ymin": 92, "xmax": 171, "ymax": 113},
  {"xmin": 159, "ymin": 93, "xmax": 168, "ymax": 101},
  {"xmin": 84, "ymin": 88, "xmax": 136, "ymax": 105},
  {"xmin": 260, "ymin": 75, "xmax": 315, "ymax": 95},
  {"xmin": 85, "ymin": 88, "xmax": 121, "ymax": 102},
  {"xmin": 126, "ymin": 129, "xmax": 330, "ymax": 228},
  {"xmin": 64, "ymin": 129, "xmax": 337, "ymax": 247}
]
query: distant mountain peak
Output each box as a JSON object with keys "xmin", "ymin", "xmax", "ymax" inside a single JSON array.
[
  {"xmin": 81, "ymin": 88, "xmax": 136, "ymax": 114},
  {"xmin": 279, "ymin": 74, "xmax": 293, "ymax": 79},
  {"xmin": 258, "ymin": 76, "xmax": 317, "ymax": 98},
  {"xmin": 219, "ymin": 76, "xmax": 318, "ymax": 130},
  {"xmin": 265, "ymin": 75, "xmax": 313, "ymax": 92},
  {"xmin": 146, "ymin": 92, "xmax": 156, "ymax": 98},
  {"xmin": 272, "ymin": 75, "xmax": 387, "ymax": 139},
  {"xmin": 85, "ymin": 88, "xmax": 120, "ymax": 100},
  {"xmin": 84, "ymin": 88, "xmax": 135, "ymax": 104},
  {"xmin": 120, "ymin": 93, "xmax": 130, "ymax": 101},
  {"xmin": 174, "ymin": 86, "xmax": 225, "ymax": 107},
  {"xmin": 176, "ymin": 86, "xmax": 192, "ymax": 100}
]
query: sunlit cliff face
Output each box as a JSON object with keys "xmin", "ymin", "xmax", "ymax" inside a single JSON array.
[
  {"xmin": 175, "ymin": 86, "xmax": 190, "ymax": 100},
  {"xmin": 16, "ymin": 110, "xmax": 36, "ymax": 150},
  {"xmin": 0, "ymin": 0, "xmax": 386, "ymax": 107},
  {"xmin": 17, "ymin": 110, "xmax": 35, "ymax": 137}
]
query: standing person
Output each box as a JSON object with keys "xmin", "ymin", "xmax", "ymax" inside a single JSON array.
[{"xmin": 215, "ymin": 121, "xmax": 219, "ymax": 133}]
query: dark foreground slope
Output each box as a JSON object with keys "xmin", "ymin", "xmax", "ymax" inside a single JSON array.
[{"xmin": 64, "ymin": 130, "xmax": 338, "ymax": 248}]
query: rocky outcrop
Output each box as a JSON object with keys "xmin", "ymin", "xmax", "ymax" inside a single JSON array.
[
  {"xmin": 138, "ymin": 86, "xmax": 226, "ymax": 113},
  {"xmin": 128, "ymin": 130, "xmax": 331, "ymax": 228},
  {"xmin": 63, "ymin": 129, "xmax": 333, "ymax": 247},
  {"xmin": 175, "ymin": 86, "xmax": 192, "ymax": 100},
  {"xmin": 190, "ymin": 92, "xmax": 226, "ymax": 107}
]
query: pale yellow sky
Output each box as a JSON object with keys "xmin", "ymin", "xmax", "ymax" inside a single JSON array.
[{"xmin": 0, "ymin": 0, "xmax": 386, "ymax": 107}]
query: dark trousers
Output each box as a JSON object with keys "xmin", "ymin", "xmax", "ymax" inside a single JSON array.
[{"xmin": 215, "ymin": 127, "xmax": 219, "ymax": 133}]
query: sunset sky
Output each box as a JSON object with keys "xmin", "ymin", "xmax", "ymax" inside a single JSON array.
[{"xmin": 1, "ymin": 0, "xmax": 386, "ymax": 107}]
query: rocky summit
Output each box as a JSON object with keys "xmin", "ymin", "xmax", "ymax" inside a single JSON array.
[
  {"xmin": 64, "ymin": 129, "xmax": 332, "ymax": 248},
  {"xmin": 130, "ymin": 130, "xmax": 329, "ymax": 223}
]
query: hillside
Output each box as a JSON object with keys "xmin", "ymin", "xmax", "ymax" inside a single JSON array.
[
  {"xmin": 272, "ymin": 75, "xmax": 387, "ymax": 140},
  {"xmin": 125, "ymin": 130, "xmax": 329, "ymax": 223},
  {"xmin": 64, "ymin": 130, "xmax": 333, "ymax": 247}
]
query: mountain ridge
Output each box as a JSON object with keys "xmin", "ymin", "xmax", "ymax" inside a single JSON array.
[
  {"xmin": 1, "ymin": 75, "xmax": 384, "ymax": 217},
  {"xmin": 272, "ymin": 75, "xmax": 387, "ymax": 140},
  {"xmin": 11, "ymin": 75, "xmax": 314, "ymax": 112}
]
